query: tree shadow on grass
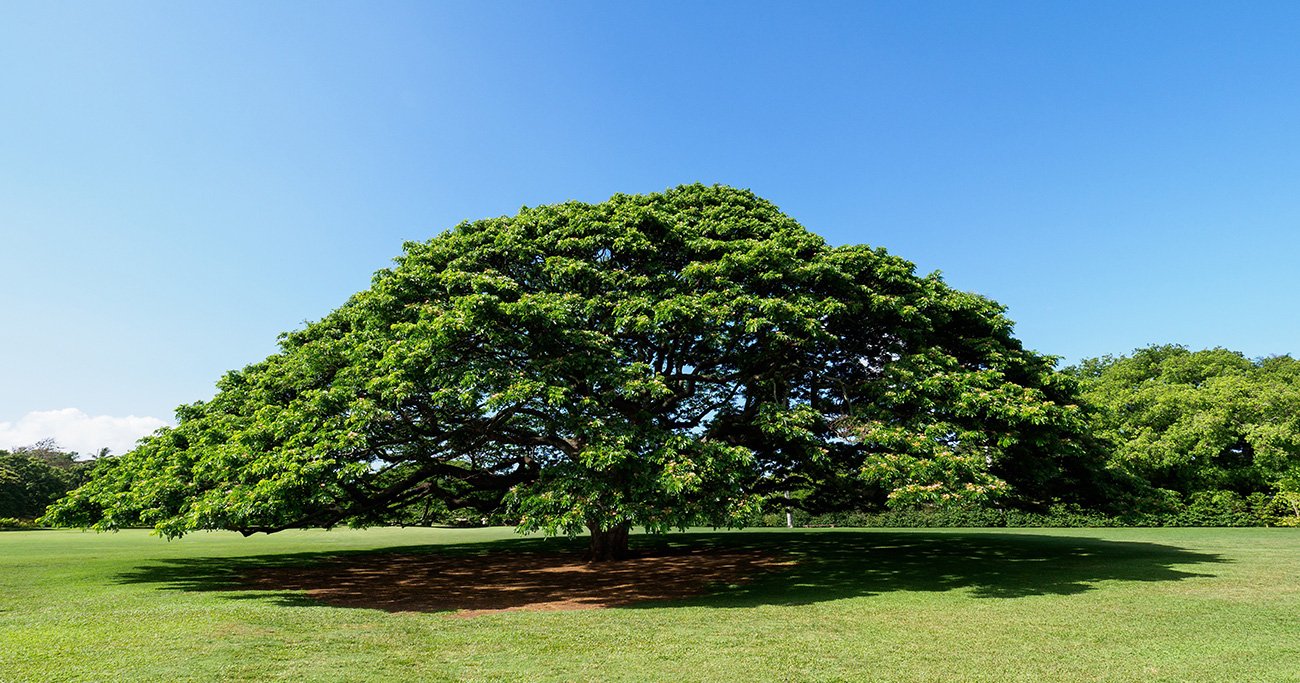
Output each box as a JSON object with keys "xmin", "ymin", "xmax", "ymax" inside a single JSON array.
[
  {"xmin": 114, "ymin": 530, "xmax": 1226, "ymax": 615},
  {"xmin": 648, "ymin": 531, "xmax": 1226, "ymax": 607}
]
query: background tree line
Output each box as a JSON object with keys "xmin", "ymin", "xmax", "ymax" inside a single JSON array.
[
  {"xmin": 1065, "ymin": 345, "xmax": 1300, "ymax": 525},
  {"xmin": 0, "ymin": 439, "xmax": 104, "ymax": 527}
]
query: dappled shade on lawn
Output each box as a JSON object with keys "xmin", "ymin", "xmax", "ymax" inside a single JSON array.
[{"xmin": 114, "ymin": 530, "xmax": 1225, "ymax": 615}]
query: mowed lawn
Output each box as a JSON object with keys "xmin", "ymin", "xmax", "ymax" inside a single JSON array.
[{"xmin": 2, "ymin": 526, "xmax": 1298, "ymax": 682}]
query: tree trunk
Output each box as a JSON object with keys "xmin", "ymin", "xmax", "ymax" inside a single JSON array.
[
  {"xmin": 587, "ymin": 521, "xmax": 630, "ymax": 561},
  {"xmin": 418, "ymin": 497, "xmax": 434, "ymax": 526}
]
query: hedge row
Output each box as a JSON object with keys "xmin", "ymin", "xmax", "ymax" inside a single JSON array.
[{"xmin": 755, "ymin": 491, "xmax": 1300, "ymax": 529}]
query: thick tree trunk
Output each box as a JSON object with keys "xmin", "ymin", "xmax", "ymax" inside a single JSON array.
[{"xmin": 587, "ymin": 521, "xmax": 631, "ymax": 561}]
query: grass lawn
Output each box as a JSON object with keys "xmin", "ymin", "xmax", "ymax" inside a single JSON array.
[{"xmin": 2, "ymin": 526, "xmax": 1298, "ymax": 682}]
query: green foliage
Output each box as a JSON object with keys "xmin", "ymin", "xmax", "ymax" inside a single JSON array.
[
  {"xmin": 1273, "ymin": 470, "xmax": 1300, "ymax": 525},
  {"xmin": 762, "ymin": 491, "xmax": 1289, "ymax": 528},
  {"xmin": 1068, "ymin": 345, "xmax": 1300, "ymax": 504},
  {"xmin": 46, "ymin": 185, "xmax": 1097, "ymax": 548},
  {"xmin": 0, "ymin": 441, "xmax": 96, "ymax": 520}
]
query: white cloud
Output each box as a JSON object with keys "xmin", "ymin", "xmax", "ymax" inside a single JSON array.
[{"xmin": 0, "ymin": 409, "xmax": 169, "ymax": 457}]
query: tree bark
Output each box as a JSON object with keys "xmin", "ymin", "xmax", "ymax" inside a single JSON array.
[{"xmin": 587, "ymin": 521, "xmax": 631, "ymax": 561}]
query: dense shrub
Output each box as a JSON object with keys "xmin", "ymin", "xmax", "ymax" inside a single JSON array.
[{"xmin": 0, "ymin": 517, "xmax": 40, "ymax": 530}]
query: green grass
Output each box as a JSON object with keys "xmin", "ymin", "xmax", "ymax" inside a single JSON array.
[{"xmin": 2, "ymin": 526, "xmax": 1298, "ymax": 682}]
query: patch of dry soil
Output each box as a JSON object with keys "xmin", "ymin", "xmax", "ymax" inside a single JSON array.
[{"xmin": 244, "ymin": 548, "xmax": 792, "ymax": 617}]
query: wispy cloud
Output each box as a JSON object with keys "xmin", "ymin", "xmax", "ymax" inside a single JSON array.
[{"xmin": 0, "ymin": 409, "xmax": 168, "ymax": 457}]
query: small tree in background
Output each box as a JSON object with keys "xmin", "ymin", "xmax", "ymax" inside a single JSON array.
[{"xmin": 12, "ymin": 438, "xmax": 80, "ymax": 469}]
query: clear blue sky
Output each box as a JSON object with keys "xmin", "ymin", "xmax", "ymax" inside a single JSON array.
[{"xmin": 4, "ymin": 1, "xmax": 1300, "ymax": 451}]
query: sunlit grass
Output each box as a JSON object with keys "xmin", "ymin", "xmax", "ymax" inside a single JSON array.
[{"xmin": 2, "ymin": 526, "xmax": 1297, "ymax": 682}]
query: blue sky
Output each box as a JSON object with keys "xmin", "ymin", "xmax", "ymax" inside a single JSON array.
[{"xmin": 3, "ymin": 1, "xmax": 1299, "ymax": 453}]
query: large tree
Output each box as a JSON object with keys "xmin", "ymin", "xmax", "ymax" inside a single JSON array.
[{"xmin": 46, "ymin": 185, "xmax": 1094, "ymax": 558}]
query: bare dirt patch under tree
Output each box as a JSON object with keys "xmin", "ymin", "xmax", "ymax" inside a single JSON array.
[{"xmin": 243, "ymin": 548, "xmax": 794, "ymax": 617}]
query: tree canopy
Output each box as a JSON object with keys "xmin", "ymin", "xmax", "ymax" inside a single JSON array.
[
  {"xmin": 46, "ymin": 185, "xmax": 1098, "ymax": 558},
  {"xmin": 1068, "ymin": 345, "xmax": 1300, "ymax": 503},
  {"xmin": 1, "ymin": 440, "xmax": 96, "ymax": 520}
]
